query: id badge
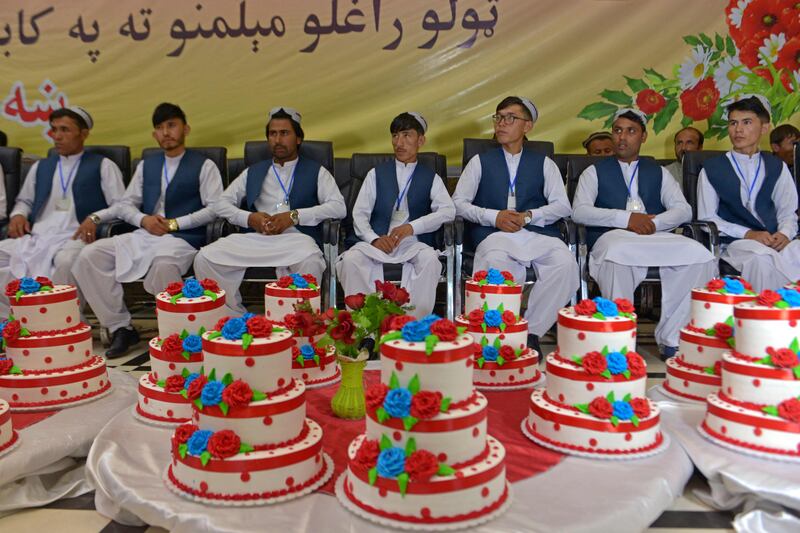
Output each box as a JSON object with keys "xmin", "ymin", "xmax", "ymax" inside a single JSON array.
[
  {"xmin": 507, "ymin": 195, "xmax": 517, "ymax": 210},
  {"xmin": 276, "ymin": 201, "xmax": 290, "ymax": 212},
  {"xmin": 55, "ymin": 196, "xmax": 72, "ymax": 211},
  {"xmin": 626, "ymin": 197, "xmax": 645, "ymax": 213},
  {"xmin": 391, "ymin": 210, "xmax": 408, "ymax": 224}
]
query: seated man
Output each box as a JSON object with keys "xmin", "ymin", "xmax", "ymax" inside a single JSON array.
[
  {"xmin": 453, "ymin": 96, "xmax": 579, "ymax": 353},
  {"xmin": 0, "ymin": 107, "xmax": 125, "ymax": 317},
  {"xmin": 664, "ymin": 126, "xmax": 704, "ymax": 190},
  {"xmin": 73, "ymin": 103, "xmax": 224, "ymax": 357},
  {"xmin": 698, "ymin": 95, "xmax": 799, "ymax": 291},
  {"xmin": 572, "ymin": 108, "xmax": 715, "ymax": 358},
  {"xmin": 582, "ymin": 131, "xmax": 615, "ymax": 156},
  {"xmin": 337, "ymin": 112, "xmax": 454, "ymax": 317},
  {"xmin": 194, "ymin": 107, "xmax": 346, "ymax": 315},
  {"xmin": 770, "ymin": 123, "xmax": 798, "ymax": 176}
]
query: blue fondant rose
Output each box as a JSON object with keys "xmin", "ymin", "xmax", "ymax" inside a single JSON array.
[
  {"xmin": 482, "ymin": 345, "xmax": 499, "ymax": 362},
  {"xmin": 290, "ymin": 274, "xmax": 309, "ymax": 288},
  {"xmin": 201, "ymin": 380, "xmax": 225, "ymax": 406},
  {"xmin": 612, "ymin": 401, "xmax": 634, "ymax": 420},
  {"xmin": 19, "ymin": 277, "xmax": 41, "ymax": 294},
  {"xmin": 419, "ymin": 314, "xmax": 440, "ymax": 327},
  {"xmin": 723, "ymin": 277, "xmax": 744, "ymax": 294},
  {"xmin": 183, "ymin": 372, "xmax": 200, "ymax": 389},
  {"xmin": 182, "ymin": 335, "xmax": 202, "ymax": 353},
  {"xmin": 186, "ymin": 429, "xmax": 213, "ymax": 455},
  {"xmin": 221, "ymin": 317, "xmax": 247, "ymax": 340},
  {"xmin": 182, "ymin": 278, "xmax": 204, "ymax": 298},
  {"xmin": 0, "ymin": 321, "xmax": 7, "ymax": 336},
  {"xmin": 376, "ymin": 447, "xmax": 406, "ymax": 478},
  {"xmin": 486, "ymin": 268, "xmax": 505, "ymax": 285},
  {"xmin": 401, "ymin": 320, "xmax": 430, "ymax": 342},
  {"xmin": 778, "ymin": 288, "xmax": 800, "ymax": 308},
  {"xmin": 593, "ymin": 297, "xmax": 618, "ymax": 317},
  {"xmin": 242, "ymin": 312, "xmax": 256, "ymax": 321},
  {"xmin": 300, "ymin": 344, "xmax": 316, "ymax": 360},
  {"xmin": 483, "ymin": 310, "xmax": 502, "ymax": 327},
  {"xmin": 383, "ymin": 388, "xmax": 412, "ymax": 418},
  {"xmin": 606, "ymin": 352, "xmax": 628, "ymax": 375}
]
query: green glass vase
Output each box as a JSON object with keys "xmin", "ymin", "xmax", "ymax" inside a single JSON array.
[{"xmin": 330, "ymin": 352, "xmax": 368, "ymax": 419}]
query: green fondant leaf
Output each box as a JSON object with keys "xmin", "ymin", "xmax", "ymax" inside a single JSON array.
[
  {"xmin": 481, "ymin": 323, "xmax": 487, "ymax": 333},
  {"xmin": 496, "ymin": 355, "xmax": 505, "ymax": 367},
  {"xmin": 180, "ymin": 389, "xmax": 188, "ymax": 399},
  {"xmin": 498, "ymin": 303, "xmax": 505, "ymax": 312},
  {"xmin": 368, "ymin": 467, "xmax": 378, "ymax": 485},
  {"xmin": 296, "ymin": 354, "xmax": 305, "ymax": 366},
  {"xmin": 203, "ymin": 289, "xmax": 218, "ymax": 301},
  {"xmin": 405, "ymin": 437, "xmax": 416, "ymax": 456},
  {"xmin": 199, "ymin": 326, "xmax": 207, "ymax": 335},
  {"xmin": 477, "ymin": 357, "xmax": 485, "ymax": 369},
  {"xmin": 606, "ymin": 391, "xmax": 615, "ymax": 402},
  {"xmin": 379, "ymin": 331, "xmax": 403, "ymax": 345},
  {"xmin": 481, "ymin": 336, "xmax": 489, "ymax": 347},
  {"xmin": 482, "ymin": 301, "xmax": 489, "ymax": 311},
  {"xmin": 200, "ymin": 450, "xmax": 211, "ymax": 466},
  {"xmin": 493, "ymin": 337, "xmax": 501, "ymax": 349},
  {"xmin": 178, "ymin": 443, "xmax": 187, "ymax": 459},
  {"xmin": 600, "ymin": 369, "xmax": 612, "ymax": 379},
  {"xmin": 182, "ymin": 367, "xmax": 190, "ymax": 378},
  {"xmin": 794, "ymin": 366, "xmax": 800, "ymax": 379},
  {"xmin": 573, "ymin": 356, "xmax": 583, "ymax": 365},
  {"xmin": 389, "ymin": 372, "xmax": 400, "ymax": 389},
  {"xmin": 222, "ymin": 373, "xmax": 233, "ymax": 386},
  {"xmin": 762, "ymin": 405, "xmax": 780, "ymax": 417},
  {"xmin": 20, "ymin": 328, "xmax": 30, "ymax": 337},
  {"xmin": 620, "ymin": 346, "xmax": 628, "ymax": 354},
  {"xmin": 791, "ymin": 337, "xmax": 800, "ymax": 353},
  {"xmin": 397, "ymin": 472, "xmax": 409, "ymax": 497},
  {"xmin": 440, "ymin": 397, "xmax": 451, "ymax": 412},
  {"xmin": 40, "ymin": 285, "xmax": 53, "ymax": 292},
  {"xmin": 727, "ymin": 338, "xmax": 735, "ymax": 349},
  {"xmin": 610, "ymin": 415, "xmax": 619, "ymax": 427},
  {"xmin": 240, "ymin": 442, "xmax": 254, "ymax": 453},
  {"xmin": 575, "ymin": 403, "xmax": 589, "ymax": 413},
  {"xmin": 9, "ymin": 365, "xmax": 21, "ymax": 375},
  {"xmin": 425, "ymin": 334, "xmax": 439, "ymax": 356},
  {"xmin": 169, "ymin": 292, "xmax": 183, "ymax": 305},
  {"xmin": 478, "ymin": 279, "xmax": 488, "ymax": 286},
  {"xmin": 219, "ymin": 401, "xmax": 229, "ymax": 416},
  {"xmin": 252, "ymin": 390, "xmax": 266, "ymax": 401},
  {"xmin": 180, "ymin": 329, "xmax": 189, "ymax": 339},
  {"xmin": 456, "ymin": 326, "xmax": 467, "ymax": 335},
  {"xmin": 408, "ymin": 374, "xmax": 421, "ymax": 394},
  {"xmin": 194, "ymin": 398, "xmax": 203, "ymax": 410},
  {"xmin": 181, "ymin": 350, "xmax": 191, "ymax": 361},
  {"xmin": 313, "ymin": 354, "xmax": 320, "ymax": 365},
  {"xmin": 157, "ymin": 379, "xmax": 166, "ymax": 388},
  {"xmin": 776, "ymin": 301, "xmax": 790, "ymax": 309},
  {"xmin": 703, "ymin": 366, "xmax": 715, "ymax": 375},
  {"xmin": 592, "ymin": 312, "xmax": 605, "ymax": 320},
  {"xmin": 380, "ymin": 434, "xmax": 392, "ymax": 450},
  {"xmin": 757, "ymin": 356, "xmax": 772, "ymax": 365},
  {"xmin": 241, "ymin": 333, "xmax": 254, "ymax": 351},
  {"xmin": 601, "ymin": 345, "xmax": 609, "ymax": 356},
  {"xmin": 437, "ymin": 463, "xmax": 456, "ymax": 476},
  {"xmin": 15, "ymin": 290, "xmax": 23, "ymax": 302},
  {"xmin": 499, "ymin": 323, "xmax": 506, "ymax": 332},
  {"xmin": 207, "ymin": 331, "xmax": 222, "ymax": 340},
  {"xmin": 622, "ymin": 370, "xmax": 631, "ymax": 379},
  {"xmin": 208, "ymin": 368, "xmax": 217, "ymax": 381},
  {"xmin": 376, "ymin": 407, "xmax": 390, "ymax": 423},
  {"xmin": 403, "ymin": 416, "xmax": 418, "ymax": 431},
  {"xmin": 724, "ymin": 316, "xmax": 735, "ymax": 327},
  {"xmin": 631, "ymin": 415, "xmax": 640, "ymax": 427},
  {"xmin": 623, "ymin": 393, "xmax": 632, "ymax": 402}
]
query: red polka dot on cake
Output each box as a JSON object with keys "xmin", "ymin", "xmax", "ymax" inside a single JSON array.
[
  {"xmin": 188, "ymin": 314, "xmax": 196, "ymax": 322},
  {"xmin": 625, "ymin": 433, "xmax": 632, "ymax": 441},
  {"xmin": 68, "ymin": 345, "xmax": 75, "ymax": 352},
  {"xmin": 278, "ymin": 300, "xmax": 284, "ymax": 306},
  {"xmin": 266, "ymin": 310, "xmax": 271, "ymax": 317},
  {"xmin": 59, "ymin": 390, "xmax": 67, "ymax": 397},
  {"xmin": 631, "ymin": 331, "xmax": 636, "ymax": 338},
  {"xmin": 263, "ymin": 416, "xmax": 272, "ymax": 425},
  {"xmin": 83, "ymin": 382, "xmax": 89, "ymax": 389},
  {"xmin": 558, "ymin": 394, "xmax": 565, "ymax": 402},
  {"xmin": 302, "ymin": 373, "xmax": 309, "ymax": 380},
  {"xmin": 589, "ymin": 438, "xmax": 598, "ymax": 447},
  {"xmin": 378, "ymin": 487, "xmax": 388, "ymax": 497},
  {"xmin": 44, "ymin": 356, "xmax": 52, "ymax": 364},
  {"xmin": 437, "ymin": 453, "xmax": 447, "ymax": 462},
  {"xmin": 737, "ymin": 320, "xmax": 742, "ymax": 327},
  {"xmin": 39, "ymin": 307, "xmax": 47, "ymax": 314},
  {"xmin": 11, "ymin": 394, "xmax": 18, "ymax": 401},
  {"xmin": 245, "ymin": 357, "xmax": 255, "ymax": 367},
  {"xmin": 85, "ymin": 350, "xmax": 91, "ymax": 356},
  {"xmin": 509, "ymin": 375, "xmax": 515, "ymax": 381},
  {"xmin": 753, "ymin": 379, "xmax": 760, "ymax": 387},
  {"xmin": 66, "ymin": 316, "xmax": 72, "ymax": 323},
  {"xmin": 498, "ymin": 334, "xmax": 505, "ymax": 340},
  {"xmin": 395, "ymin": 361, "xmax": 403, "ymax": 371},
  {"xmin": 99, "ymin": 381, "xmax": 104, "ymax": 387},
  {"xmin": 421, "ymin": 507, "xmax": 431, "ymax": 518},
  {"xmin": 143, "ymin": 397, "xmax": 148, "ymax": 403},
  {"xmin": 489, "ymin": 371, "xmax": 496, "ymax": 377},
  {"xmin": 167, "ymin": 410, "xmax": 173, "ymax": 417},
  {"xmin": 393, "ymin": 431, "xmax": 402, "ymax": 441},
  {"xmin": 472, "ymin": 427, "xmax": 480, "ymax": 437},
  {"xmin": 199, "ymin": 482, "xmax": 208, "ymax": 493},
  {"xmin": 553, "ymin": 423, "xmax": 560, "ymax": 431},
  {"xmin": 754, "ymin": 428, "xmax": 762, "ymax": 436},
  {"xmin": 285, "ymin": 476, "xmax": 294, "ymax": 486},
  {"xmin": 22, "ymin": 350, "xmax": 29, "ymax": 356},
  {"xmin": 720, "ymin": 425, "xmax": 727, "ymax": 434},
  {"xmin": 577, "ymin": 332, "xmax": 586, "ymax": 340},
  {"xmin": 21, "ymin": 317, "xmax": 27, "ymax": 323},
  {"xmin": 240, "ymin": 472, "xmax": 250, "ymax": 482},
  {"xmin": 480, "ymin": 293, "xmax": 485, "ymax": 299},
  {"xmin": 586, "ymin": 383, "xmax": 594, "ymax": 391},
  {"xmin": 704, "ymin": 303, "xmax": 711, "ymax": 309},
  {"xmin": 41, "ymin": 388, "xmax": 48, "ymax": 395},
  {"xmin": 518, "ymin": 368, "xmax": 525, "ymax": 374},
  {"xmin": 481, "ymin": 487, "xmax": 489, "ymax": 498},
  {"xmin": 465, "ymin": 358, "xmax": 472, "ymax": 368},
  {"xmin": 683, "ymin": 380, "xmax": 689, "ymax": 387},
  {"xmin": 791, "ymin": 320, "xmax": 797, "ymax": 327},
  {"xmin": 277, "ymin": 378, "xmax": 285, "ymax": 387}
]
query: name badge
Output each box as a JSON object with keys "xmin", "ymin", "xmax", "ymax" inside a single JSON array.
[
  {"xmin": 55, "ymin": 197, "xmax": 72, "ymax": 211},
  {"xmin": 391, "ymin": 210, "xmax": 408, "ymax": 224},
  {"xmin": 276, "ymin": 201, "xmax": 290, "ymax": 212},
  {"xmin": 626, "ymin": 197, "xmax": 645, "ymax": 213},
  {"xmin": 507, "ymin": 195, "xmax": 517, "ymax": 210}
]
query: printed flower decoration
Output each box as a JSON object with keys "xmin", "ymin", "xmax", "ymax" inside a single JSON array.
[
  {"xmin": 372, "ymin": 372, "xmax": 451, "ymax": 430},
  {"xmin": 175, "ymin": 426, "xmax": 254, "ymax": 466},
  {"xmin": 758, "ymin": 339, "xmax": 800, "ymax": 378},
  {"xmin": 572, "ymin": 345, "xmax": 645, "ymax": 379},
  {"xmin": 575, "ymin": 391, "xmax": 648, "ymax": 427},
  {"xmin": 366, "ymin": 435, "xmax": 456, "ymax": 497},
  {"xmin": 679, "ymin": 46, "xmax": 713, "ymax": 89}
]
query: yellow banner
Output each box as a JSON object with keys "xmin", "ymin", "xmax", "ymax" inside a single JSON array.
[{"xmin": 0, "ymin": 1, "xmax": 797, "ymax": 162}]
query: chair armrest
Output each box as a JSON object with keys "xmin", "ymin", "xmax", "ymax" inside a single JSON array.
[
  {"xmin": 557, "ymin": 218, "xmax": 577, "ymax": 246},
  {"xmin": 206, "ymin": 218, "xmax": 234, "ymax": 244},
  {"xmin": 324, "ymin": 218, "xmax": 341, "ymax": 245},
  {"xmin": 443, "ymin": 221, "xmax": 454, "ymax": 247},
  {"xmin": 96, "ymin": 219, "xmax": 136, "ymax": 239},
  {"xmin": 454, "ymin": 216, "xmax": 465, "ymax": 246}
]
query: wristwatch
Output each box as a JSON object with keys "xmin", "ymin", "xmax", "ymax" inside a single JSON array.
[
  {"xmin": 523, "ymin": 210, "xmax": 532, "ymax": 225},
  {"xmin": 289, "ymin": 209, "xmax": 299, "ymax": 225},
  {"xmin": 167, "ymin": 218, "xmax": 179, "ymax": 232},
  {"xmin": 88, "ymin": 214, "xmax": 101, "ymax": 224}
]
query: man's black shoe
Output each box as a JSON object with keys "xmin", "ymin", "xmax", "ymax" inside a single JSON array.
[
  {"xmin": 105, "ymin": 327, "xmax": 140, "ymax": 359},
  {"xmin": 527, "ymin": 334, "xmax": 541, "ymax": 355}
]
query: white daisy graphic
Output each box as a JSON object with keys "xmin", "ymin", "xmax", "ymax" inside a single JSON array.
[
  {"xmin": 714, "ymin": 55, "xmax": 749, "ymax": 99},
  {"xmin": 728, "ymin": 0, "xmax": 751, "ymax": 28},
  {"xmin": 679, "ymin": 47, "xmax": 712, "ymax": 89},
  {"xmin": 758, "ymin": 33, "xmax": 786, "ymax": 65}
]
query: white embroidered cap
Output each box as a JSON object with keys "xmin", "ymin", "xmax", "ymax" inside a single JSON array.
[
  {"xmin": 67, "ymin": 106, "xmax": 93, "ymax": 130},
  {"xmin": 613, "ymin": 107, "xmax": 648, "ymax": 128},
  {"xmin": 519, "ymin": 97, "xmax": 538, "ymax": 122},
  {"xmin": 268, "ymin": 106, "xmax": 302, "ymax": 124},
  {"xmin": 407, "ymin": 111, "xmax": 428, "ymax": 133},
  {"xmin": 730, "ymin": 94, "xmax": 772, "ymax": 117}
]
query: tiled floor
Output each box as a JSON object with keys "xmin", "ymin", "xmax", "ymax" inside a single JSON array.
[{"xmin": 0, "ymin": 310, "xmax": 741, "ymax": 532}]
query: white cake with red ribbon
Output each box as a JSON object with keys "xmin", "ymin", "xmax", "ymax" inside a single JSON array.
[
  {"xmin": 0, "ymin": 277, "xmax": 111, "ymax": 411},
  {"xmin": 165, "ymin": 314, "xmax": 332, "ymax": 505},
  {"xmin": 282, "ymin": 303, "xmax": 340, "ymax": 388},
  {"xmin": 456, "ymin": 269, "xmax": 541, "ymax": 390},
  {"xmin": 136, "ymin": 278, "xmax": 227, "ymax": 426},
  {"xmin": 700, "ymin": 288, "xmax": 800, "ymax": 460},
  {"xmin": 336, "ymin": 314, "xmax": 510, "ymax": 528},
  {"xmin": 523, "ymin": 298, "xmax": 666, "ymax": 458},
  {"xmin": 0, "ymin": 398, "xmax": 18, "ymax": 456},
  {"xmin": 664, "ymin": 277, "xmax": 755, "ymax": 402},
  {"xmin": 264, "ymin": 273, "xmax": 321, "ymax": 323}
]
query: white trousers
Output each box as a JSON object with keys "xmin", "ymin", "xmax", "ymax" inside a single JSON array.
[
  {"xmin": 722, "ymin": 239, "xmax": 800, "ymax": 292},
  {"xmin": 473, "ymin": 230, "xmax": 580, "ymax": 337}
]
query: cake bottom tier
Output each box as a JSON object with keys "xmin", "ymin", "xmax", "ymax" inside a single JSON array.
[
  {"xmin": 136, "ymin": 373, "xmax": 193, "ymax": 426},
  {"xmin": 663, "ymin": 357, "xmax": 720, "ymax": 403}
]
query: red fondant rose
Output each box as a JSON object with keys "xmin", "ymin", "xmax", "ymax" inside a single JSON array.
[
  {"xmin": 302, "ymin": 274, "xmax": 318, "ymax": 285},
  {"xmin": 222, "ymin": 379, "xmax": 253, "ymax": 407},
  {"xmin": 173, "ymin": 424, "xmax": 198, "ymax": 445},
  {"xmin": 429, "ymin": 319, "xmax": 457, "ymax": 341},
  {"xmin": 472, "ymin": 270, "xmax": 487, "ymax": 281},
  {"xmin": 344, "ymin": 293, "xmax": 366, "ymax": 310},
  {"xmin": 2, "ymin": 321, "xmax": 21, "ymax": 341},
  {"xmin": 574, "ymin": 299, "xmax": 597, "ymax": 316},
  {"xmin": 330, "ymin": 311, "xmax": 355, "ymax": 343},
  {"xmin": 770, "ymin": 348, "xmax": 799, "ymax": 368},
  {"xmin": 4, "ymin": 279, "xmax": 19, "ymax": 296},
  {"xmin": 365, "ymin": 383, "xmax": 389, "ymax": 410},
  {"xmin": 160, "ymin": 334, "xmax": 183, "ymax": 358},
  {"xmin": 502, "ymin": 310, "xmax": 517, "ymax": 325},
  {"xmin": 284, "ymin": 312, "xmax": 310, "ymax": 334},
  {"xmin": 199, "ymin": 278, "xmax": 220, "ymax": 292},
  {"xmin": 214, "ymin": 316, "xmax": 230, "ymax": 332},
  {"xmin": 500, "ymin": 270, "xmax": 515, "ymax": 281},
  {"xmin": 164, "ymin": 375, "xmax": 185, "ymax": 393},
  {"xmin": 35, "ymin": 276, "xmax": 53, "ymax": 288},
  {"xmin": 741, "ymin": 279, "xmax": 753, "ymax": 291},
  {"xmin": 582, "ymin": 351, "xmax": 607, "ymax": 375},
  {"xmin": 757, "ymin": 290, "xmax": 782, "ymax": 307},
  {"xmin": 207, "ymin": 429, "xmax": 241, "ymax": 459},
  {"xmin": 277, "ymin": 276, "xmax": 294, "ymax": 288},
  {"xmin": 614, "ymin": 298, "xmax": 635, "ymax": 314},
  {"xmin": 713, "ymin": 323, "xmax": 733, "ymax": 340},
  {"xmin": 392, "ymin": 286, "xmax": 410, "ymax": 306},
  {"xmin": 353, "ymin": 439, "xmax": 380, "ymax": 470},
  {"xmin": 375, "ymin": 280, "xmax": 397, "ymax": 302},
  {"xmin": 405, "ymin": 449, "xmax": 439, "ymax": 482},
  {"xmin": 630, "ymin": 398, "xmax": 651, "ymax": 418},
  {"xmin": 467, "ymin": 309, "xmax": 484, "ymax": 328},
  {"xmin": 713, "ymin": 360, "xmax": 722, "ymax": 375},
  {"xmin": 706, "ymin": 279, "xmax": 725, "ymax": 291},
  {"xmin": 165, "ymin": 282, "xmax": 183, "ymax": 296},
  {"xmin": 410, "ymin": 390, "xmax": 443, "ymax": 419},
  {"xmin": 0, "ymin": 359, "xmax": 14, "ymax": 375},
  {"xmin": 389, "ymin": 315, "xmax": 414, "ymax": 332},
  {"xmin": 499, "ymin": 345, "xmax": 517, "ymax": 360},
  {"xmin": 186, "ymin": 375, "xmax": 208, "ymax": 400},
  {"xmin": 246, "ymin": 316, "xmax": 273, "ymax": 338},
  {"xmin": 777, "ymin": 398, "xmax": 800, "ymax": 423},
  {"xmin": 588, "ymin": 397, "xmax": 613, "ymax": 419},
  {"xmin": 626, "ymin": 352, "xmax": 646, "ymax": 376}
]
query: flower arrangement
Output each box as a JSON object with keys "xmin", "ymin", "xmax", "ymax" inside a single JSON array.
[
  {"xmin": 757, "ymin": 338, "xmax": 800, "ymax": 378},
  {"xmin": 0, "ymin": 357, "xmax": 21, "ymax": 375},
  {"xmin": 762, "ymin": 396, "xmax": 800, "ymax": 422},
  {"xmin": 756, "ymin": 288, "xmax": 800, "ymax": 308},
  {"xmin": 353, "ymin": 435, "xmax": 456, "ymax": 496},
  {"xmin": 472, "ymin": 268, "xmax": 516, "ymax": 286},
  {"xmin": 165, "ymin": 278, "xmax": 220, "ymax": 302},
  {"xmin": 5, "ymin": 276, "xmax": 54, "ymax": 302},
  {"xmin": 705, "ymin": 276, "xmax": 755, "ymax": 295},
  {"xmin": 574, "ymin": 297, "xmax": 635, "ymax": 320},
  {"xmin": 276, "ymin": 273, "xmax": 318, "ymax": 291},
  {"xmin": 575, "ymin": 391, "xmax": 651, "ymax": 427},
  {"xmin": 283, "ymin": 301, "xmax": 328, "ymax": 338},
  {"xmin": 0, "ymin": 316, "xmax": 31, "ymax": 350},
  {"xmin": 177, "ymin": 367, "xmax": 269, "ymax": 415},
  {"xmin": 466, "ymin": 302, "xmax": 520, "ymax": 333},
  {"xmin": 173, "ymin": 424, "xmax": 254, "ymax": 466},
  {"xmin": 380, "ymin": 314, "xmax": 465, "ymax": 356},
  {"xmin": 365, "ymin": 372, "xmax": 451, "ymax": 430},
  {"xmin": 159, "ymin": 328, "xmax": 205, "ymax": 361},
  {"xmin": 571, "ymin": 346, "xmax": 646, "ymax": 379},
  {"xmin": 579, "ymin": 1, "xmax": 800, "ymax": 137},
  {"xmin": 208, "ymin": 314, "xmax": 282, "ymax": 351},
  {"xmin": 476, "ymin": 336, "xmax": 523, "ymax": 368},
  {"xmin": 704, "ymin": 316, "xmax": 736, "ymax": 348}
]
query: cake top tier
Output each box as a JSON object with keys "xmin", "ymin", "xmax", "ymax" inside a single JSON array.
[
  {"xmin": 701, "ymin": 276, "xmax": 756, "ymax": 298},
  {"xmin": 742, "ymin": 288, "xmax": 800, "ymax": 311},
  {"xmin": 205, "ymin": 314, "xmax": 287, "ymax": 350},
  {"xmin": 380, "ymin": 314, "xmax": 468, "ymax": 354},
  {"xmin": 157, "ymin": 278, "xmax": 225, "ymax": 304},
  {"xmin": 571, "ymin": 297, "xmax": 636, "ymax": 322},
  {"xmin": 471, "ymin": 268, "xmax": 518, "ymax": 288},
  {"xmin": 268, "ymin": 273, "xmax": 320, "ymax": 292},
  {"xmin": 6, "ymin": 280, "xmax": 80, "ymax": 333}
]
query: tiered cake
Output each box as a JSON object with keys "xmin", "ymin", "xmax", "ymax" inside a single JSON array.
[
  {"xmin": 700, "ymin": 288, "xmax": 800, "ymax": 460},
  {"xmin": 455, "ymin": 269, "xmax": 542, "ymax": 390},
  {"xmin": 0, "ymin": 277, "xmax": 111, "ymax": 411},
  {"xmin": 283, "ymin": 306, "xmax": 340, "ymax": 388},
  {"xmin": 664, "ymin": 277, "xmax": 755, "ymax": 402},
  {"xmin": 136, "ymin": 278, "xmax": 227, "ymax": 426},
  {"xmin": 336, "ymin": 315, "xmax": 511, "ymax": 528},
  {"xmin": 264, "ymin": 273, "xmax": 321, "ymax": 323},
  {"xmin": 0, "ymin": 398, "xmax": 18, "ymax": 456},
  {"xmin": 165, "ymin": 314, "xmax": 333, "ymax": 504},
  {"xmin": 523, "ymin": 298, "xmax": 666, "ymax": 458}
]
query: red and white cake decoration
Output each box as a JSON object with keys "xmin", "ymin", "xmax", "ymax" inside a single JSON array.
[
  {"xmin": 283, "ymin": 304, "xmax": 340, "ymax": 388},
  {"xmin": 264, "ymin": 273, "xmax": 320, "ymax": 323},
  {"xmin": 156, "ymin": 278, "xmax": 226, "ymax": 339},
  {"xmin": 0, "ymin": 398, "xmax": 19, "ymax": 457}
]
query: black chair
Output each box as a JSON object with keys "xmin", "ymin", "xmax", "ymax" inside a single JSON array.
[
  {"xmin": 244, "ymin": 140, "xmax": 334, "ymax": 174},
  {"xmin": 454, "ymin": 140, "xmax": 576, "ymax": 315},
  {"xmin": 656, "ymin": 158, "xmax": 675, "ymax": 167},
  {"xmin": 142, "ymin": 146, "xmax": 229, "ymax": 187},
  {"xmin": 228, "ymin": 158, "xmax": 246, "ymax": 183},
  {"xmin": 552, "ymin": 153, "xmax": 570, "ymax": 182},
  {"xmin": 341, "ymin": 153, "xmax": 454, "ymax": 318},
  {"xmin": 48, "ymin": 145, "xmax": 132, "ymax": 185},
  {"xmin": 0, "ymin": 147, "xmax": 22, "ymax": 236}
]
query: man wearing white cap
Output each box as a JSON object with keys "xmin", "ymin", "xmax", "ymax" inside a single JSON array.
[
  {"xmin": 337, "ymin": 112, "xmax": 454, "ymax": 317},
  {"xmin": 453, "ymin": 96, "xmax": 578, "ymax": 354},
  {"xmin": 193, "ymin": 107, "xmax": 346, "ymax": 315},
  {"xmin": 698, "ymin": 95, "xmax": 800, "ymax": 291},
  {"xmin": 73, "ymin": 103, "xmax": 224, "ymax": 357},
  {"xmin": 572, "ymin": 108, "xmax": 715, "ymax": 358},
  {"xmin": 0, "ymin": 106, "xmax": 125, "ymax": 317}
]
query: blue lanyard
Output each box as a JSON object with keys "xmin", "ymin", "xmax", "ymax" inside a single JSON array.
[
  {"xmin": 57, "ymin": 155, "xmax": 82, "ymax": 198},
  {"xmin": 730, "ymin": 153, "xmax": 762, "ymax": 205},
  {"xmin": 507, "ymin": 157, "xmax": 520, "ymax": 196},
  {"xmin": 162, "ymin": 160, "xmax": 171, "ymax": 187},
  {"xmin": 271, "ymin": 162, "xmax": 297, "ymax": 203},
  {"xmin": 395, "ymin": 165, "xmax": 416, "ymax": 211},
  {"xmin": 625, "ymin": 161, "xmax": 640, "ymax": 198}
]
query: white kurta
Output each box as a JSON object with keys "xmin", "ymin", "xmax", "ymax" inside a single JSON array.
[
  {"xmin": 572, "ymin": 159, "xmax": 715, "ymax": 348},
  {"xmin": 453, "ymin": 149, "xmax": 579, "ymax": 336},
  {"xmin": 0, "ymin": 165, "xmax": 6, "ymax": 220},
  {"xmin": 194, "ymin": 158, "xmax": 346, "ymax": 314},
  {"xmin": 72, "ymin": 155, "xmax": 224, "ymax": 332},
  {"xmin": 698, "ymin": 150, "xmax": 800, "ymax": 291},
  {"xmin": 336, "ymin": 160, "xmax": 455, "ymax": 317},
  {"xmin": 0, "ymin": 153, "xmax": 124, "ymax": 317}
]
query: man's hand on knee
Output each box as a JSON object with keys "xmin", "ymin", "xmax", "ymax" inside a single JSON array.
[{"xmin": 7, "ymin": 215, "xmax": 30, "ymax": 238}]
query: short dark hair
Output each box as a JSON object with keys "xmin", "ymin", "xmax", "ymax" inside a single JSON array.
[
  {"xmin": 616, "ymin": 110, "xmax": 646, "ymax": 132},
  {"xmin": 49, "ymin": 108, "xmax": 89, "ymax": 130},
  {"xmin": 152, "ymin": 102, "xmax": 187, "ymax": 128},
  {"xmin": 390, "ymin": 113, "xmax": 425, "ymax": 135},
  {"xmin": 674, "ymin": 126, "xmax": 704, "ymax": 147},
  {"xmin": 770, "ymin": 124, "xmax": 800, "ymax": 145},
  {"xmin": 266, "ymin": 109, "xmax": 304, "ymax": 140},
  {"xmin": 727, "ymin": 97, "xmax": 770, "ymax": 123},
  {"xmin": 496, "ymin": 96, "xmax": 532, "ymax": 120},
  {"xmin": 0, "ymin": 130, "xmax": 6, "ymax": 147}
]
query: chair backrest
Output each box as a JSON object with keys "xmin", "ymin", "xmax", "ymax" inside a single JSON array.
[
  {"xmin": 0, "ymin": 147, "xmax": 22, "ymax": 218},
  {"xmin": 48, "ymin": 145, "xmax": 132, "ymax": 185},
  {"xmin": 552, "ymin": 153, "xmax": 569, "ymax": 182},
  {"xmin": 656, "ymin": 158, "xmax": 675, "ymax": 167},
  {"xmin": 682, "ymin": 150, "xmax": 727, "ymax": 218},
  {"xmin": 243, "ymin": 140, "xmax": 334, "ymax": 174},
  {"xmin": 227, "ymin": 158, "xmax": 246, "ymax": 183},
  {"xmin": 565, "ymin": 155, "xmax": 657, "ymax": 203},
  {"xmin": 141, "ymin": 146, "xmax": 229, "ymax": 186},
  {"xmin": 461, "ymin": 138, "xmax": 554, "ymax": 169}
]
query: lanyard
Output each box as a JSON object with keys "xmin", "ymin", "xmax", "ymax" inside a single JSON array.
[
  {"xmin": 162, "ymin": 160, "xmax": 172, "ymax": 187},
  {"xmin": 57, "ymin": 155, "xmax": 82, "ymax": 198},
  {"xmin": 625, "ymin": 161, "xmax": 640, "ymax": 198},
  {"xmin": 271, "ymin": 162, "xmax": 297, "ymax": 203},
  {"xmin": 507, "ymin": 156, "xmax": 520, "ymax": 197},
  {"xmin": 730, "ymin": 153, "xmax": 762, "ymax": 205},
  {"xmin": 395, "ymin": 165, "xmax": 416, "ymax": 211}
]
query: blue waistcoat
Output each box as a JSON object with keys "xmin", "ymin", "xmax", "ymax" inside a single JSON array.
[{"xmin": 32, "ymin": 151, "xmax": 108, "ymax": 224}]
